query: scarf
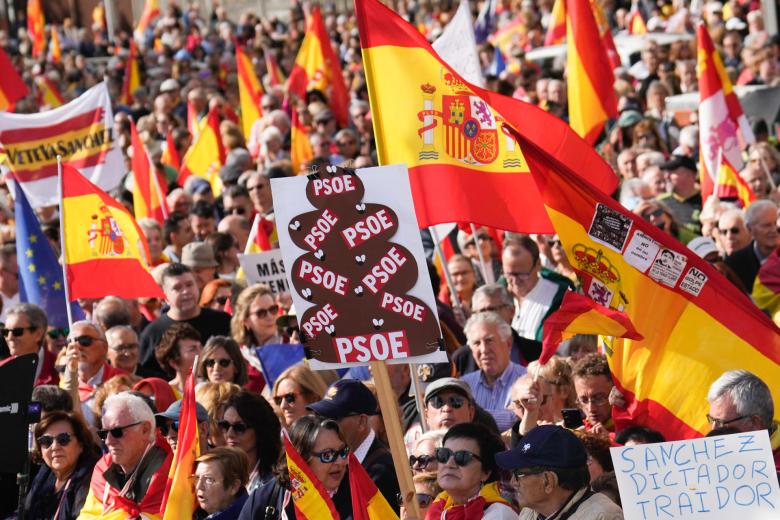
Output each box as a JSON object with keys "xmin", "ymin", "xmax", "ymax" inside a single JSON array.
[{"xmin": 425, "ymin": 481, "xmax": 515, "ymax": 520}]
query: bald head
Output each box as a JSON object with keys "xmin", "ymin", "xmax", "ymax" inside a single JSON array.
[{"xmin": 217, "ymin": 215, "xmax": 251, "ymax": 251}]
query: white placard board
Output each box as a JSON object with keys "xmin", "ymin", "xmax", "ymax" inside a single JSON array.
[{"xmin": 238, "ymin": 249, "xmax": 288, "ymax": 294}]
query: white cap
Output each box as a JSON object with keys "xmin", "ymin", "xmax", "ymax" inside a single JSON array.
[
  {"xmin": 687, "ymin": 236, "xmax": 719, "ymax": 259},
  {"xmin": 159, "ymin": 78, "xmax": 180, "ymax": 93}
]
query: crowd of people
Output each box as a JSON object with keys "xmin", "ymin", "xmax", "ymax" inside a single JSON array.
[{"xmin": 0, "ymin": 0, "xmax": 779, "ymax": 518}]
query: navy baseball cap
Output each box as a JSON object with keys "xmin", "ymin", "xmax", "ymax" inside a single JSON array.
[
  {"xmin": 307, "ymin": 379, "xmax": 378, "ymax": 418},
  {"xmin": 661, "ymin": 154, "xmax": 697, "ymax": 173},
  {"xmin": 156, "ymin": 399, "xmax": 209, "ymax": 423},
  {"xmin": 495, "ymin": 425, "xmax": 587, "ymax": 470}
]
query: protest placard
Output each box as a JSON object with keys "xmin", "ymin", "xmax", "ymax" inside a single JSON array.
[
  {"xmin": 272, "ymin": 163, "xmax": 446, "ymax": 369},
  {"xmin": 611, "ymin": 430, "xmax": 780, "ymax": 520},
  {"xmin": 238, "ymin": 249, "xmax": 288, "ymax": 294}
]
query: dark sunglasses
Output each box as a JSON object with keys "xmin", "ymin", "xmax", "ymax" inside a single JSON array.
[
  {"xmin": 311, "ymin": 446, "xmax": 349, "ymax": 463},
  {"xmin": 427, "ymin": 395, "xmax": 465, "ymax": 410},
  {"xmin": 251, "ymin": 305, "xmax": 279, "ymax": 319},
  {"xmin": 435, "ymin": 447, "xmax": 482, "ymax": 467},
  {"xmin": 204, "ymin": 358, "xmax": 232, "ymax": 369},
  {"xmin": 68, "ymin": 335, "xmax": 100, "ymax": 347},
  {"xmin": 397, "ymin": 492, "xmax": 435, "ymax": 508},
  {"xmin": 97, "ymin": 421, "xmax": 142, "ymax": 441},
  {"xmin": 718, "ymin": 227, "xmax": 741, "ymax": 235},
  {"xmin": 284, "ymin": 326, "xmax": 300, "ymax": 337},
  {"xmin": 217, "ymin": 420, "xmax": 249, "ymax": 434},
  {"xmin": 47, "ymin": 328, "xmax": 69, "ymax": 339},
  {"xmin": 37, "ymin": 432, "xmax": 73, "ymax": 448},
  {"xmin": 226, "ymin": 207, "xmax": 247, "ymax": 215},
  {"xmin": 273, "ymin": 392, "xmax": 300, "ymax": 406},
  {"xmin": 214, "ymin": 296, "xmax": 229, "ymax": 306},
  {"xmin": 2, "ymin": 326, "xmax": 36, "ymax": 337},
  {"xmin": 642, "ymin": 208, "xmax": 665, "ymax": 220},
  {"xmin": 409, "ymin": 454, "xmax": 436, "ymax": 468},
  {"xmin": 547, "ymin": 240, "xmax": 562, "ymax": 248},
  {"xmin": 159, "ymin": 421, "xmax": 180, "ymax": 436}
]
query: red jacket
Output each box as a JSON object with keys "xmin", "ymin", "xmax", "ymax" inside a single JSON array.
[
  {"xmin": 34, "ymin": 348, "xmax": 59, "ymax": 387},
  {"xmin": 78, "ymin": 363, "xmax": 127, "ymax": 402}
]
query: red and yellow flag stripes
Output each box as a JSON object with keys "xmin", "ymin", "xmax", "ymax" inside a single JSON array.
[
  {"xmin": 356, "ymin": 0, "xmax": 618, "ymax": 233},
  {"xmin": 27, "ymin": 0, "xmax": 45, "ymax": 58},
  {"xmin": 565, "ymin": 0, "xmax": 618, "ymax": 144},
  {"xmin": 288, "ymin": 6, "xmax": 349, "ymax": 128},
  {"xmin": 130, "ymin": 121, "xmax": 168, "ymax": 224},
  {"xmin": 135, "ymin": 0, "xmax": 161, "ymax": 38},
  {"xmin": 291, "ymin": 108, "xmax": 313, "ymax": 174},
  {"xmin": 284, "ymin": 435, "xmax": 340, "ymax": 519},
  {"xmin": 179, "ymin": 107, "xmax": 226, "ymax": 194},
  {"xmin": 35, "ymin": 75, "xmax": 64, "ymax": 108},
  {"xmin": 160, "ymin": 368, "xmax": 199, "ymax": 519},
  {"xmin": 60, "ymin": 164, "xmax": 164, "ymax": 300},
  {"xmin": 0, "ymin": 48, "xmax": 29, "ymax": 111},
  {"xmin": 510, "ymin": 127, "xmax": 780, "ymax": 441},
  {"xmin": 349, "ymin": 453, "xmax": 398, "ymax": 520},
  {"xmin": 236, "ymin": 45, "xmax": 264, "ymax": 140},
  {"xmin": 50, "ymin": 26, "xmax": 62, "ymax": 63},
  {"xmin": 715, "ymin": 155, "xmax": 756, "ymax": 208},
  {"xmin": 119, "ymin": 42, "xmax": 141, "ymax": 105},
  {"xmin": 544, "ymin": 0, "xmax": 566, "ymax": 45}
]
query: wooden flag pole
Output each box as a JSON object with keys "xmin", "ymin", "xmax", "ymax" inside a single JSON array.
[
  {"xmin": 469, "ymin": 223, "xmax": 492, "ymax": 284},
  {"xmin": 370, "ymin": 360, "xmax": 421, "ymax": 518},
  {"xmin": 409, "ymin": 364, "xmax": 428, "ymax": 433},
  {"xmin": 56, "ymin": 156, "xmax": 73, "ymax": 329}
]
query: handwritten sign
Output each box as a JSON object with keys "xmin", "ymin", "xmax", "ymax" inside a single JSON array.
[
  {"xmin": 611, "ymin": 431, "xmax": 780, "ymax": 520},
  {"xmin": 272, "ymin": 164, "xmax": 446, "ymax": 369},
  {"xmin": 238, "ymin": 249, "xmax": 289, "ymax": 294}
]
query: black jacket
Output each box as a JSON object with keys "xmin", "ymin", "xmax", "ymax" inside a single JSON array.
[
  {"xmin": 725, "ymin": 242, "xmax": 761, "ymax": 292},
  {"xmin": 23, "ymin": 453, "xmax": 98, "ymax": 520},
  {"xmin": 237, "ymin": 476, "xmax": 353, "ymax": 520}
]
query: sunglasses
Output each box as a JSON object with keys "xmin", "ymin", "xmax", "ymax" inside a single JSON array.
[
  {"xmin": 397, "ymin": 493, "xmax": 435, "ymax": 508},
  {"xmin": 718, "ymin": 227, "xmax": 741, "ymax": 236},
  {"xmin": 204, "ymin": 358, "xmax": 232, "ymax": 369},
  {"xmin": 226, "ymin": 207, "xmax": 247, "ymax": 215},
  {"xmin": 427, "ymin": 395, "xmax": 465, "ymax": 409},
  {"xmin": 285, "ymin": 326, "xmax": 300, "ymax": 337},
  {"xmin": 273, "ymin": 392, "xmax": 300, "ymax": 406},
  {"xmin": 642, "ymin": 208, "xmax": 665, "ymax": 220},
  {"xmin": 37, "ymin": 432, "xmax": 73, "ymax": 448},
  {"xmin": 47, "ymin": 328, "xmax": 69, "ymax": 339},
  {"xmin": 435, "ymin": 447, "xmax": 482, "ymax": 467},
  {"xmin": 2, "ymin": 326, "xmax": 36, "ymax": 337},
  {"xmin": 251, "ymin": 305, "xmax": 279, "ymax": 319},
  {"xmin": 409, "ymin": 454, "xmax": 436, "ymax": 468},
  {"xmin": 217, "ymin": 420, "xmax": 249, "ymax": 434},
  {"xmin": 547, "ymin": 240, "xmax": 562, "ymax": 248},
  {"xmin": 97, "ymin": 421, "xmax": 142, "ymax": 441},
  {"xmin": 68, "ymin": 335, "xmax": 100, "ymax": 347},
  {"xmin": 111, "ymin": 343, "xmax": 139, "ymax": 354},
  {"xmin": 311, "ymin": 445, "xmax": 349, "ymax": 463},
  {"xmin": 159, "ymin": 421, "xmax": 180, "ymax": 436},
  {"xmin": 214, "ymin": 296, "xmax": 229, "ymax": 306}
]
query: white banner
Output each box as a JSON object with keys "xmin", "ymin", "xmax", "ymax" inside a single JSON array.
[
  {"xmin": 238, "ymin": 249, "xmax": 289, "ymax": 294},
  {"xmin": 0, "ymin": 82, "xmax": 124, "ymax": 207}
]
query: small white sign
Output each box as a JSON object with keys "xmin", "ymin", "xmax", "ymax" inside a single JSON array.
[
  {"xmin": 238, "ymin": 249, "xmax": 288, "ymax": 294},
  {"xmin": 649, "ymin": 248, "xmax": 687, "ymax": 288},
  {"xmin": 623, "ymin": 231, "xmax": 661, "ymax": 273},
  {"xmin": 679, "ymin": 266, "xmax": 709, "ymax": 297}
]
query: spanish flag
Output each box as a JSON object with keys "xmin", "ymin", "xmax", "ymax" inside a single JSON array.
[
  {"xmin": 356, "ymin": 0, "xmax": 618, "ymax": 233},
  {"xmin": 349, "ymin": 453, "xmax": 398, "ymax": 520},
  {"xmin": 291, "ymin": 108, "xmax": 313, "ymax": 174},
  {"xmin": 248, "ymin": 214, "xmax": 277, "ymax": 252},
  {"xmin": 488, "ymin": 16, "xmax": 526, "ymax": 59},
  {"xmin": 27, "ymin": 0, "xmax": 45, "ymax": 58},
  {"xmin": 179, "ymin": 107, "xmax": 226, "ymax": 194},
  {"xmin": 510, "ymin": 126, "xmax": 780, "ymax": 441},
  {"xmin": 698, "ymin": 22, "xmax": 753, "ymax": 202},
  {"xmin": 135, "ymin": 0, "xmax": 161, "ymax": 39},
  {"xmin": 0, "ymin": 47, "xmax": 28, "ymax": 111},
  {"xmin": 283, "ymin": 434, "xmax": 340, "ymax": 519},
  {"xmin": 187, "ymin": 100, "xmax": 205, "ymax": 140},
  {"xmin": 236, "ymin": 45, "xmax": 264, "ymax": 140},
  {"xmin": 50, "ymin": 26, "xmax": 62, "ymax": 64},
  {"xmin": 119, "ymin": 42, "xmax": 141, "ymax": 105},
  {"xmin": 162, "ymin": 130, "xmax": 181, "ymax": 171},
  {"xmin": 565, "ymin": 0, "xmax": 618, "ymax": 144},
  {"xmin": 35, "ymin": 76, "xmax": 64, "ymax": 108},
  {"xmin": 160, "ymin": 367, "xmax": 199, "ymax": 519},
  {"xmin": 590, "ymin": 0, "xmax": 621, "ymax": 69},
  {"xmin": 544, "ymin": 0, "xmax": 566, "ymax": 46},
  {"xmin": 715, "ymin": 155, "xmax": 756, "ymax": 208},
  {"xmin": 541, "ymin": 291, "xmax": 642, "ymax": 363},
  {"xmin": 627, "ymin": 1, "xmax": 648, "ymax": 34},
  {"xmin": 287, "ymin": 6, "xmax": 349, "ymax": 128},
  {"xmin": 130, "ymin": 121, "xmax": 169, "ymax": 225},
  {"xmin": 60, "ymin": 164, "xmax": 164, "ymax": 300},
  {"xmin": 266, "ymin": 54, "xmax": 286, "ymax": 86},
  {"xmin": 753, "ymin": 249, "xmax": 780, "ymax": 327}
]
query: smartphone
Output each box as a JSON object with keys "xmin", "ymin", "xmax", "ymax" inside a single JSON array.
[{"xmin": 562, "ymin": 408, "xmax": 584, "ymax": 429}]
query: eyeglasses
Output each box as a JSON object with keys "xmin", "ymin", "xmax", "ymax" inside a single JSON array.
[
  {"xmin": 273, "ymin": 392, "xmax": 300, "ymax": 406},
  {"xmin": 111, "ymin": 343, "xmax": 139, "ymax": 353},
  {"xmin": 159, "ymin": 421, "xmax": 180, "ymax": 436},
  {"xmin": 97, "ymin": 421, "xmax": 142, "ymax": 441},
  {"xmin": 513, "ymin": 468, "xmax": 547, "ymax": 479},
  {"xmin": 435, "ymin": 447, "xmax": 482, "ymax": 467},
  {"xmin": 247, "ymin": 184, "xmax": 266, "ymax": 192},
  {"xmin": 2, "ymin": 326, "xmax": 37, "ymax": 337},
  {"xmin": 217, "ymin": 420, "xmax": 249, "ymax": 434},
  {"xmin": 285, "ymin": 325, "xmax": 300, "ymax": 337},
  {"xmin": 397, "ymin": 493, "xmax": 435, "ymax": 508},
  {"xmin": 250, "ymin": 304, "xmax": 279, "ymax": 319},
  {"xmin": 68, "ymin": 335, "xmax": 101, "ymax": 347},
  {"xmin": 718, "ymin": 227, "xmax": 742, "ymax": 236},
  {"xmin": 225, "ymin": 207, "xmax": 247, "ymax": 215},
  {"xmin": 311, "ymin": 445, "xmax": 349, "ymax": 463},
  {"xmin": 336, "ymin": 140, "xmax": 356, "ymax": 147},
  {"xmin": 189, "ymin": 475, "xmax": 219, "ymax": 487},
  {"xmin": 426, "ymin": 395, "xmax": 466, "ymax": 410},
  {"xmin": 37, "ymin": 432, "xmax": 73, "ymax": 448},
  {"xmin": 512, "ymin": 394, "xmax": 549, "ymax": 409},
  {"xmin": 706, "ymin": 414, "xmax": 747, "ymax": 428},
  {"xmin": 475, "ymin": 304, "xmax": 509, "ymax": 314},
  {"xmin": 505, "ymin": 269, "xmax": 536, "ymax": 281},
  {"xmin": 578, "ymin": 394, "xmax": 609, "ymax": 406},
  {"xmin": 409, "ymin": 454, "xmax": 436, "ymax": 469},
  {"xmin": 214, "ymin": 296, "xmax": 229, "ymax": 306},
  {"xmin": 47, "ymin": 328, "xmax": 69, "ymax": 339},
  {"xmin": 204, "ymin": 358, "xmax": 232, "ymax": 369},
  {"xmin": 547, "ymin": 240, "xmax": 562, "ymax": 248},
  {"xmin": 477, "ymin": 234, "xmax": 492, "ymax": 242},
  {"xmin": 642, "ymin": 208, "xmax": 665, "ymax": 220}
]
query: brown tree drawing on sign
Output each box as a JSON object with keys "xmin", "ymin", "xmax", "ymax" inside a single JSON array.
[{"xmin": 287, "ymin": 164, "xmax": 442, "ymax": 364}]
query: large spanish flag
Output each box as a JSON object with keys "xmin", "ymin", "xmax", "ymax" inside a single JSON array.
[
  {"xmin": 283, "ymin": 434, "xmax": 340, "ymax": 519},
  {"xmin": 0, "ymin": 48, "xmax": 29, "ymax": 111},
  {"xmin": 512, "ymin": 126, "xmax": 780, "ymax": 441},
  {"xmin": 130, "ymin": 121, "xmax": 168, "ymax": 224},
  {"xmin": 544, "ymin": 0, "xmax": 566, "ymax": 46},
  {"xmin": 27, "ymin": 0, "xmax": 45, "ymax": 58},
  {"xmin": 236, "ymin": 45, "xmax": 264, "ymax": 140},
  {"xmin": 698, "ymin": 22, "xmax": 753, "ymax": 202},
  {"xmin": 715, "ymin": 155, "xmax": 755, "ymax": 208},
  {"xmin": 60, "ymin": 164, "xmax": 164, "ymax": 300},
  {"xmin": 160, "ymin": 368, "xmax": 199, "ymax": 519},
  {"xmin": 287, "ymin": 6, "xmax": 349, "ymax": 128},
  {"xmin": 349, "ymin": 453, "xmax": 398, "ymax": 520},
  {"xmin": 119, "ymin": 41, "xmax": 141, "ymax": 106},
  {"xmin": 356, "ymin": 0, "xmax": 618, "ymax": 233},
  {"xmin": 291, "ymin": 108, "xmax": 313, "ymax": 174},
  {"xmin": 179, "ymin": 107, "xmax": 225, "ymax": 194},
  {"xmin": 566, "ymin": 0, "xmax": 618, "ymax": 144}
]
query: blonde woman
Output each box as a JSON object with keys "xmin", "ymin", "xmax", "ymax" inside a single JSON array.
[
  {"xmin": 270, "ymin": 364, "xmax": 328, "ymax": 428},
  {"xmin": 195, "ymin": 381, "xmax": 243, "ymax": 447}
]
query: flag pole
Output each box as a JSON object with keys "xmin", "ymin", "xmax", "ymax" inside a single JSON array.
[
  {"xmin": 409, "ymin": 364, "xmax": 428, "ymax": 433},
  {"xmin": 245, "ymin": 214, "xmax": 261, "ymax": 254},
  {"xmin": 57, "ymin": 156, "xmax": 74, "ymax": 328},
  {"xmin": 714, "ymin": 146, "xmax": 723, "ymax": 202},
  {"xmin": 469, "ymin": 223, "xmax": 492, "ymax": 284},
  {"xmin": 429, "ymin": 226, "xmax": 467, "ymax": 325}
]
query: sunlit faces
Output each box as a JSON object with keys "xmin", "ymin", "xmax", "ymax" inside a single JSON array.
[
  {"xmin": 38, "ymin": 420, "xmax": 83, "ymax": 477},
  {"xmin": 573, "ymin": 375, "xmax": 613, "ymax": 426},
  {"xmin": 273, "ymin": 378, "xmax": 308, "ymax": 427},
  {"xmin": 3, "ymin": 313, "xmax": 43, "ymax": 356},
  {"xmin": 307, "ymin": 428, "xmax": 348, "ymax": 494},
  {"xmin": 424, "ymin": 390, "xmax": 474, "ymax": 430},
  {"xmin": 203, "ymin": 346, "xmax": 236, "ymax": 383},
  {"xmin": 221, "ymin": 407, "xmax": 256, "ymax": 461},
  {"xmin": 243, "ymin": 293, "xmax": 278, "ymax": 344},
  {"xmin": 194, "ymin": 460, "xmax": 241, "ymax": 514},
  {"xmin": 436, "ymin": 437, "xmax": 488, "ymax": 500}
]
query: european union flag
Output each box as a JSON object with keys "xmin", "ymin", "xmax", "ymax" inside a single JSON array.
[{"xmin": 14, "ymin": 182, "xmax": 84, "ymax": 327}]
